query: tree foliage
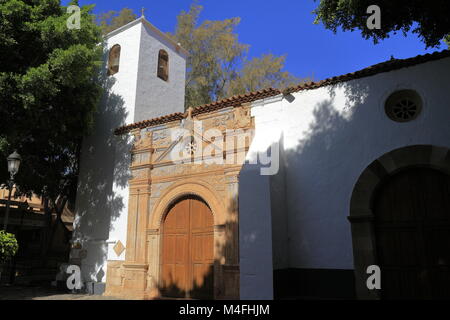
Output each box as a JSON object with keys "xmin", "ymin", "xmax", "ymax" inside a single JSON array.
[
  {"xmin": 313, "ymin": 0, "xmax": 450, "ymax": 48},
  {"xmin": 169, "ymin": 3, "xmax": 305, "ymax": 107},
  {"xmin": 97, "ymin": 7, "xmax": 137, "ymax": 35},
  {"xmin": 0, "ymin": 0, "xmax": 102, "ymax": 211},
  {"xmin": 0, "ymin": 230, "xmax": 19, "ymax": 264},
  {"xmin": 228, "ymin": 54, "xmax": 300, "ymax": 96}
]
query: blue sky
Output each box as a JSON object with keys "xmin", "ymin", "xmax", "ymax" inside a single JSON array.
[{"xmin": 67, "ymin": 0, "xmax": 446, "ymax": 81}]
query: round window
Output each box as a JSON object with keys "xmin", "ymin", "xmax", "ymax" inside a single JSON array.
[{"xmin": 385, "ymin": 90, "xmax": 423, "ymax": 122}]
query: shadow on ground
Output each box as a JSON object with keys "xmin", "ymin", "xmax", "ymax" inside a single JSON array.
[{"xmin": 0, "ymin": 285, "xmax": 123, "ymax": 300}]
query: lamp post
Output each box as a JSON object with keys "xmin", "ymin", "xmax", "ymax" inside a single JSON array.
[{"xmin": 2, "ymin": 150, "xmax": 21, "ymax": 231}]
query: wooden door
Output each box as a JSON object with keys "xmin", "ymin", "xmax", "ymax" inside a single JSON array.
[
  {"xmin": 374, "ymin": 168, "xmax": 450, "ymax": 299},
  {"xmin": 161, "ymin": 196, "xmax": 214, "ymax": 298},
  {"xmin": 161, "ymin": 199, "xmax": 190, "ymax": 297}
]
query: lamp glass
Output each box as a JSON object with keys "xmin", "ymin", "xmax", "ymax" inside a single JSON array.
[{"xmin": 7, "ymin": 151, "xmax": 21, "ymax": 176}]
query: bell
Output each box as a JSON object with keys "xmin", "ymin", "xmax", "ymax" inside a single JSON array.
[{"xmin": 111, "ymin": 56, "xmax": 120, "ymax": 68}]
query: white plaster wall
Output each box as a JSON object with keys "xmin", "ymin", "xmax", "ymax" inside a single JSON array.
[
  {"xmin": 134, "ymin": 23, "xmax": 187, "ymax": 122},
  {"xmin": 71, "ymin": 22, "xmax": 142, "ymax": 284},
  {"xmin": 240, "ymin": 56, "xmax": 450, "ymax": 296}
]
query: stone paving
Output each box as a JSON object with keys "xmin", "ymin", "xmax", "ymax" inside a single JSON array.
[{"xmin": 0, "ymin": 285, "xmax": 123, "ymax": 300}]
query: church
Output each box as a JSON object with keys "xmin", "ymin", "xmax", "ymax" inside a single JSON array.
[{"xmin": 70, "ymin": 15, "xmax": 450, "ymax": 299}]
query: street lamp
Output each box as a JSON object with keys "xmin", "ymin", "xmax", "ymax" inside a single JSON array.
[{"xmin": 2, "ymin": 150, "xmax": 21, "ymax": 230}]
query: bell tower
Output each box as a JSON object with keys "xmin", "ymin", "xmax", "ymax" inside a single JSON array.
[
  {"xmin": 103, "ymin": 16, "xmax": 188, "ymax": 123},
  {"xmin": 71, "ymin": 16, "xmax": 187, "ymax": 294}
]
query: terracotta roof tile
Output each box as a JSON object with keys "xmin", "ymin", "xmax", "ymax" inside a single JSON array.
[
  {"xmin": 284, "ymin": 49, "xmax": 450, "ymax": 94},
  {"xmin": 114, "ymin": 112, "xmax": 185, "ymax": 135},
  {"xmin": 115, "ymin": 49, "xmax": 450, "ymax": 135}
]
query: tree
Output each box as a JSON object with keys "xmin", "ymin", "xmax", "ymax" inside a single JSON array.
[
  {"xmin": 228, "ymin": 54, "xmax": 300, "ymax": 96},
  {"xmin": 169, "ymin": 3, "xmax": 305, "ymax": 107},
  {"xmin": 0, "ymin": 0, "xmax": 102, "ymax": 235},
  {"xmin": 313, "ymin": 0, "xmax": 450, "ymax": 48},
  {"xmin": 97, "ymin": 8, "xmax": 137, "ymax": 34},
  {"xmin": 0, "ymin": 230, "xmax": 18, "ymax": 265}
]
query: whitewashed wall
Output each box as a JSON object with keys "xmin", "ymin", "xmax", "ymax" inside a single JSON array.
[
  {"xmin": 71, "ymin": 21, "xmax": 141, "ymax": 285},
  {"xmin": 239, "ymin": 56, "xmax": 450, "ymax": 298},
  {"xmin": 134, "ymin": 22, "xmax": 187, "ymax": 122}
]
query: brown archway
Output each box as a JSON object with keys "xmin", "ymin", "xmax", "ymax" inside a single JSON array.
[
  {"xmin": 349, "ymin": 145, "xmax": 450, "ymax": 299},
  {"xmin": 160, "ymin": 195, "xmax": 214, "ymax": 299},
  {"xmin": 373, "ymin": 167, "xmax": 450, "ymax": 299}
]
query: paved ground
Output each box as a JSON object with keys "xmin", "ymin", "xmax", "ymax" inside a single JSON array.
[{"xmin": 0, "ymin": 285, "xmax": 123, "ymax": 300}]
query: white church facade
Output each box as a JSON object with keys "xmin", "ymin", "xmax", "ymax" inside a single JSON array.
[{"xmin": 70, "ymin": 16, "xmax": 450, "ymax": 299}]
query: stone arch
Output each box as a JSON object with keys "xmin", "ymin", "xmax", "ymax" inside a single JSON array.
[
  {"xmin": 349, "ymin": 144, "xmax": 450, "ymax": 299},
  {"xmin": 149, "ymin": 179, "xmax": 227, "ymax": 230}
]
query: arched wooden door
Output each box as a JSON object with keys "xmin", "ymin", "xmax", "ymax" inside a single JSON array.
[
  {"xmin": 373, "ymin": 167, "xmax": 450, "ymax": 299},
  {"xmin": 161, "ymin": 196, "xmax": 214, "ymax": 299}
]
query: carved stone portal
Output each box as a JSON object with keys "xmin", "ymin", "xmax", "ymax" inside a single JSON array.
[{"xmin": 104, "ymin": 106, "xmax": 254, "ymax": 299}]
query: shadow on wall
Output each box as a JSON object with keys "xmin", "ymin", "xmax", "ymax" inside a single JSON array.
[
  {"xmin": 256, "ymin": 78, "xmax": 449, "ymax": 299},
  {"xmin": 238, "ymin": 161, "xmax": 275, "ymax": 300},
  {"xmin": 276, "ymin": 80, "xmax": 381, "ymax": 299},
  {"xmin": 154, "ymin": 80, "xmax": 376, "ymax": 300},
  {"xmin": 156, "ymin": 196, "xmax": 239, "ymax": 300},
  {"xmin": 71, "ymin": 43, "xmax": 131, "ymax": 285}
]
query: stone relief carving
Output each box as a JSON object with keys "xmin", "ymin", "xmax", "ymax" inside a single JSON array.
[
  {"xmin": 132, "ymin": 152, "xmax": 150, "ymax": 166},
  {"xmin": 117, "ymin": 102, "xmax": 254, "ymax": 300},
  {"xmin": 131, "ymin": 168, "xmax": 147, "ymax": 180},
  {"xmin": 133, "ymin": 130, "xmax": 152, "ymax": 150},
  {"xmin": 153, "ymin": 130, "xmax": 167, "ymax": 141},
  {"xmin": 208, "ymin": 175, "xmax": 226, "ymax": 192},
  {"xmin": 233, "ymin": 107, "xmax": 251, "ymax": 129},
  {"xmin": 213, "ymin": 114, "xmax": 233, "ymax": 129},
  {"xmin": 151, "ymin": 181, "xmax": 174, "ymax": 198},
  {"xmin": 152, "ymin": 130, "xmax": 171, "ymax": 147}
]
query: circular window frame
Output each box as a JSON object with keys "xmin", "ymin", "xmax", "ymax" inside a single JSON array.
[{"xmin": 384, "ymin": 89, "xmax": 423, "ymax": 123}]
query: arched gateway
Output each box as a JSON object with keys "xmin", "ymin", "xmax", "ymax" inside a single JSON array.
[
  {"xmin": 104, "ymin": 101, "xmax": 253, "ymax": 300},
  {"xmin": 374, "ymin": 167, "xmax": 450, "ymax": 299},
  {"xmin": 161, "ymin": 196, "xmax": 214, "ymax": 299},
  {"xmin": 349, "ymin": 145, "xmax": 450, "ymax": 299}
]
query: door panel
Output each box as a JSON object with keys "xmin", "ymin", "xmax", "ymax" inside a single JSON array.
[
  {"xmin": 189, "ymin": 198, "xmax": 214, "ymax": 299},
  {"xmin": 374, "ymin": 168, "xmax": 450, "ymax": 299},
  {"xmin": 162, "ymin": 200, "xmax": 190, "ymax": 297},
  {"xmin": 161, "ymin": 196, "xmax": 214, "ymax": 298}
]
